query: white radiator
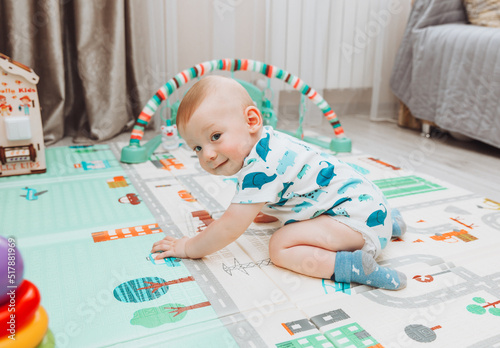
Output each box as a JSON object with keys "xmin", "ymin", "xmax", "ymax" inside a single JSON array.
[
  {"xmin": 265, "ymin": 0, "xmax": 411, "ymax": 121},
  {"xmin": 148, "ymin": 0, "xmax": 411, "ymax": 124}
]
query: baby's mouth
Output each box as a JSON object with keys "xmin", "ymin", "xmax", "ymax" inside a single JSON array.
[{"xmin": 215, "ymin": 160, "xmax": 228, "ymax": 169}]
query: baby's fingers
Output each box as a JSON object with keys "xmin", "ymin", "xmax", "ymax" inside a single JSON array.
[
  {"xmin": 151, "ymin": 250, "xmax": 175, "ymax": 260},
  {"xmin": 151, "ymin": 236, "xmax": 177, "ymax": 252}
]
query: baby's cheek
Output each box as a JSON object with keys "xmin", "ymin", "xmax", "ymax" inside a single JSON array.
[
  {"xmin": 200, "ymin": 161, "xmax": 214, "ymax": 174},
  {"xmin": 230, "ymin": 142, "xmax": 250, "ymax": 159},
  {"xmin": 238, "ymin": 138, "xmax": 252, "ymax": 151}
]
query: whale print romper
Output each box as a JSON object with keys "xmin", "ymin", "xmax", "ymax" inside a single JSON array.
[{"xmin": 231, "ymin": 126, "xmax": 392, "ymax": 258}]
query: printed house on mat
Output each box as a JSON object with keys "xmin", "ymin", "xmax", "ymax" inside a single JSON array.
[{"xmin": 0, "ymin": 53, "xmax": 46, "ymax": 177}]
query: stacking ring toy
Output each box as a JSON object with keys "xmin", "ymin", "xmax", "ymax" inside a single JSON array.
[
  {"xmin": 36, "ymin": 328, "xmax": 55, "ymax": 348},
  {"xmin": 0, "ymin": 236, "xmax": 24, "ymax": 304},
  {"xmin": 0, "ymin": 305, "xmax": 48, "ymax": 348},
  {"xmin": 0, "ymin": 280, "xmax": 40, "ymax": 336}
]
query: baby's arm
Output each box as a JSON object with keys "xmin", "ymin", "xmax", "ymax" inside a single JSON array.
[
  {"xmin": 151, "ymin": 202, "xmax": 266, "ymax": 259},
  {"xmin": 253, "ymin": 212, "xmax": 278, "ymax": 223}
]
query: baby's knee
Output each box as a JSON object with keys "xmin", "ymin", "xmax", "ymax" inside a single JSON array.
[{"xmin": 268, "ymin": 232, "xmax": 286, "ymax": 266}]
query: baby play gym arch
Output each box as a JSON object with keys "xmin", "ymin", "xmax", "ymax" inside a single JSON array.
[{"xmin": 120, "ymin": 58, "xmax": 351, "ymax": 163}]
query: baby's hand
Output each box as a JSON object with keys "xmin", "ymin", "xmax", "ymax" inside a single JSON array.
[{"xmin": 151, "ymin": 236, "xmax": 190, "ymax": 259}]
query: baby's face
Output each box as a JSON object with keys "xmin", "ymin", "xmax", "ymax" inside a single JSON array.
[{"xmin": 179, "ymin": 96, "xmax": 259, "ymax": 176}]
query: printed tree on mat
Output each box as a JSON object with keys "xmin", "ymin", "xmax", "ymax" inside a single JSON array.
[
  {"xmin": 467, "ymin": 297, "xmax": 500, "ymax": 316},
  {"xmin": 405, "ymin": 324, "xmax": 441, "ymax": 343},
  {"xmin": 113, "ymin": 276, "xmax": 212, "ymax": 327},
  {"xmin": 137, "ymin": 276, "xmax": 195, "ymax": 293},
  {"xmin": 113, "ymin": 276, "xmax": 195, "ymax": 303},
  {"xmin": 130, "ymin": 301, "xmax": 211, "ymax": 328}
]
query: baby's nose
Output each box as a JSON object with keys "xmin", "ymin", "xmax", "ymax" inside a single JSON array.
[{"xmin": 203, "ymin": 148, "xmax": 217, "ymax": 162}]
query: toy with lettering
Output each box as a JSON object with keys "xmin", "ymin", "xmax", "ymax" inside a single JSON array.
[{"xmin": 0, "ymin": 53, "xmax": 47, "ymax": 177}]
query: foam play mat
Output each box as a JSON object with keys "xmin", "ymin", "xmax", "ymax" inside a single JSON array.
[{"xmin": 2, "ymin": 140, "xmax": 500, "ymax": 347}]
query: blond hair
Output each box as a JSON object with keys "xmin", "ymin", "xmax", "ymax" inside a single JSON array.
[{"xmin": 176, "ymin": 75, "xmax": 255, "ymax": 129}]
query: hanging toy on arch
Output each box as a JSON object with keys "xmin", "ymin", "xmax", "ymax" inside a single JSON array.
[
  {"xmin": 121, "ymin": 59, "xmax": 352, "ymax": 164},
  {"xmin": 156, "ymin": 99, "xmax": 181, "ymax": 151},
  {"xmin": 160, "ymin": 119, "xmax": 180, "ymax": 151}
]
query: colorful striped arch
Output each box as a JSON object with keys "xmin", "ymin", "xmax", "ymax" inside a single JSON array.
[{"xmin": 129, "ymin": 58, "xmax": 345, "ymax": 146}]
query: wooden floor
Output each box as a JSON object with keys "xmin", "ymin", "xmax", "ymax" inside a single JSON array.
[{"xmin": 50, "ymin": 114, "xmax": 500, "ymax": 202}]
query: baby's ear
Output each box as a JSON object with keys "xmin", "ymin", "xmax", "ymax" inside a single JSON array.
[{"xmin": 245, "ymin": 106, "xmax": 263, "ymax": 134}]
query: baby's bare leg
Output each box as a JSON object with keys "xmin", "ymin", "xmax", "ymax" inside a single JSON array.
[
  {"xmin": 268, "ymin": 215, "xmax": 364, "ymax": 279},
  {"xmin": 269, "ymin": 215, "xmax": 407, "ymax": 290}
]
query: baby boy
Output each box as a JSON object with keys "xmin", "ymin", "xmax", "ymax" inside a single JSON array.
[{"xmin": 151, "ymin": 75, "xmax": 407, "ymax": 290}]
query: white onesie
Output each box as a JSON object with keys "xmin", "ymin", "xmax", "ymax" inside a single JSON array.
[{"xmin": 231, "ymin": 126, "xmax": 392, "ymax": 257}]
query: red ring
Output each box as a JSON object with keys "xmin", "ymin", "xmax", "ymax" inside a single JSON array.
[{"xmin": 0, "ymin": 280, "xmax": 41, "ymax": 336}]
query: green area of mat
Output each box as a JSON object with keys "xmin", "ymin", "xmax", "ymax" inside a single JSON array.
[
  {"xmin": 22, "ymin": 234, "xmax": 225, "ymax": 347},
  {"xmin": 0, "ymin": 145, "xmax": 122, "ymax": 186},
  {"xmin": 0, "ymin": 145, "xmax": 153, "ymax": 240},
  {"xmin": 374, "ymin": 175, "xmax": 447, "ymax": 199}
]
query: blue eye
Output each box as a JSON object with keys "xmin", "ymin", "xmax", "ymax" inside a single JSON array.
[
  {"xmin": 193, "ymin": 146, "xmax": 202, "ymax": 152},
  {"xmin": 211, "ymin": 133, "xmax": 221, "ymax": 141}
]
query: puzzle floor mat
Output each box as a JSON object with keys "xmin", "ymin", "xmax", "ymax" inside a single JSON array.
[{"xmin": 2, "ymin": 142, "xmax": 500, "ymax": 347}]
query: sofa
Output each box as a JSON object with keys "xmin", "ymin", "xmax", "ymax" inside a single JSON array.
[{"xmin": 390, "ymin": 0, "xmax": 500, "ymax": 148}]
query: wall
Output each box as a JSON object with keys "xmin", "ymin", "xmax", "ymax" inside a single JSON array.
[{"xmin": 146, "ymin": 0, "xmax": 412, "ymax": 127}]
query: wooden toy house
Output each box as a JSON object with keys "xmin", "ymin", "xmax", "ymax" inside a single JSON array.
[{"xmin": 0, "ymin": 53, "xmax": 46, "ymax": 177}]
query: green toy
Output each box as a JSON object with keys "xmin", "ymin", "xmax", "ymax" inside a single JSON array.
[{"xmin": 121, "ymin": 59, "xmax": 351, "ymax": 163}]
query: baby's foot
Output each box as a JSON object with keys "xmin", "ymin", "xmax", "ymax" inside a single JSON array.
[
  {"xmin": 391, "ymin": 208, "xmax": 407, "ymax": 237},
  {"xmin": 334, "ymin": 250, "xmax": 406, "ymax": 290}
]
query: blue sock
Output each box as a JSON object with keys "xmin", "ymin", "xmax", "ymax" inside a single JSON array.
[
  {"xmin": 333, "ymin": 250, "xmax": 406, "ymax": 290},
  {"xmin": 391, "ymin": 208, "xmax": 406, "ymax": 237}
]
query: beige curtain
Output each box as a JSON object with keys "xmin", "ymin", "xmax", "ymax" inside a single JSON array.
[{"xmin": 0, "ymin": 0, "xmax": 156, "ymax": 144}]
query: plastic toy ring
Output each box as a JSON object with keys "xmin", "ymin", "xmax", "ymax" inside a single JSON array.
[
  {"xmin": 0, "ymin": 280, "xmax": 40, "ymax": 336},
  {"xmin": 0, "ymin": 305, "xmax": 48, "ymax": 348}
]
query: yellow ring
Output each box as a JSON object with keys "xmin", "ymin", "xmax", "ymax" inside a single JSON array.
[{"xmin": 0, "ymin": 306, "xmax": 48, "ymax": 348}]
